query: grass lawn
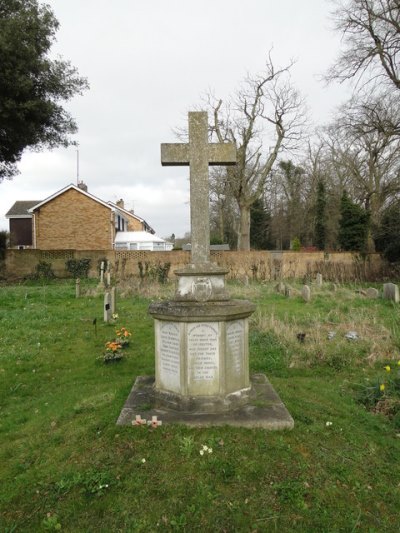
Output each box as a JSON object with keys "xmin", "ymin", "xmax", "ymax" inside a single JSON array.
[{"xmin": 1, "ymin": 279, "xmax": 400, "ymax": 532}]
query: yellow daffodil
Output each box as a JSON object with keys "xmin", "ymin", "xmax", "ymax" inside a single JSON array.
[
  {"xmin": 379, "ymin": 384, "xmax": 385, "ymax": 392},
  {"xmin": 384, "ymin": 365, "xmax": 391, "ymax": 372}
]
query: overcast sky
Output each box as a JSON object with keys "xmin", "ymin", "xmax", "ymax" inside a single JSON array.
[{"xmin": 0, "ymin": 0, "xmax": 351, "ymax": 239}]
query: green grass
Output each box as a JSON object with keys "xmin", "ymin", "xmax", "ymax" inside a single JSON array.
[{"xmin": 1, "ymin": 279, "xmax": 400, "ymax": 532}]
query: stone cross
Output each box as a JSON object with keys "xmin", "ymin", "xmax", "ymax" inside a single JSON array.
[{"xmin": 161, "ymin": 111, "xmax": 236, "ymax": 265}]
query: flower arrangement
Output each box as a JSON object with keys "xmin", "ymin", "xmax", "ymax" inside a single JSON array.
[
  {"xmin": 115, "ymin": 326, "xmax": 132, "ymax": 347},
  {"xmin": 102, "ymin": 340, "xmax": 123, "ymax": 363}
]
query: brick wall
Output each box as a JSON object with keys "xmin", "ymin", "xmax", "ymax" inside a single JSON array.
[
  {"xmin": 126, "ymin": 212, "xmax": 144, "ymax": 231},
  {"xmin": 4, "ymin": 249, "xmax": 385, "ymax": 282},
  {"xmin": 34, "ymin": 189, "xmax": 114, "ymax": 250}
]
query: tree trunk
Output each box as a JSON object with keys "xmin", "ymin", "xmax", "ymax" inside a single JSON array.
[{"xmin": 237, "ymin": 205, "xmax": 251, "ymax": 251}]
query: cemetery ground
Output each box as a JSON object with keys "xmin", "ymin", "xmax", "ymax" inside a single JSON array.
[{"xmin": 1, "ymin": 279, "xmax": 400, "ymax": 532}]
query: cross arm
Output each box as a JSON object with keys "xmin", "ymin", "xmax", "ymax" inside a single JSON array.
[
  {"xmin": 208, "ymin": 143, "xmax": 236, "ymax": 166},
  {"xmin": 161, "ymin": 143, "xmax": 190, "ymax": 166}
]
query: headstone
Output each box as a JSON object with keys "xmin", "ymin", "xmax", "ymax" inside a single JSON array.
[
  {"xmin": 106, "ymin": 261, "xmax": 111, "ymax": 287},
  {"xmin": 275, "ymin": 281, "xmax": 285, "ymax": 294},
  {"xmin": 117, "ymin": 111, "xmax": 294, "ymax": 430},
  {"xmin": 301, "ymin": 285, "xmax": 311, "ymax": 302},
  {"xmin": 100, "ymin": 261, "xmax": 105, "ymax": 286},
  {"xmin": 75, "ymin": 278, "xmax": 80, "ymax": 298},
  {"xmin": 104, "ymin": 291, "xmax": 111, "ymax": 322},
  {"xmin": 366, "ymin": 287, "xmax": 379, "ymax": 299},
  {"xmin": 110, "ymin": 287, "xmax": 116, "ymax": 314},
  {"xmin": 316, "ymin": 273, "xmax": 323, "ymax": 286},
  {"xmin": 284, "ymin": 285, "xmax": 293, "ymax": 298},
  {"xmin": 383, "ymin": 283, "xmax": 399, "ymax": 303}
]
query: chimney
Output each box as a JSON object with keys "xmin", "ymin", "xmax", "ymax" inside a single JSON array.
[
  {"xmin": 116, "ymin": 198, "xmax": 124, "ymax": 209},
  {"xmin": 77, "ymin": 180, "xmax": 88, "ymax": 192}
]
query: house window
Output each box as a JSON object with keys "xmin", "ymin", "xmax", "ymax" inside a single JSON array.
[
  {"xmin": 153, "ymin": 242, "xmax": 164, "ymax": 251},
  {"xmin": 129, "ymin": 243, "xmax": 137, "ymax": 250}
]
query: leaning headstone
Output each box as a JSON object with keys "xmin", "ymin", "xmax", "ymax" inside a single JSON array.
[
  {"xmin": 383, "ymin": 283, "xmax": 399, "ymax": 303},
  {"xmin": 104, "ymin": 291, "xmax": 111, "ymax": 322},
  {"xmin": 301, "ymin": 285, "xmax": 311, "ymax": 302},
  {"xmin": 110, "ymin": 286, "xmax": 117, "ymax": 315},
  {"xmin": 75, "ymin": 278, "xmax": 81, "ymax": 298},
  {"xmin": 316, "ymin": 273, "xmax": 323, "ymax": 286},
  {"xmin": 366, "ymin": 287, "xmax": 379, "ymax": 299}
]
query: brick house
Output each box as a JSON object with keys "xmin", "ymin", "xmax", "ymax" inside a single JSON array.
[{"xmin": 6, "ymin": 182, "xmax": 154, "ymax": 250}]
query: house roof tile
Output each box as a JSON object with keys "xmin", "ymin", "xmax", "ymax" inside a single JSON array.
[{"xmin": 5, "ymin": 201, "xmax": 42, "ymax": 218}]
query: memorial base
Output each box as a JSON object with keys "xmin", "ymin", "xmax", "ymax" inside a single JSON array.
[{"xmin": 116, "ymin": 373, "xmax": 294, "ymax": 429}]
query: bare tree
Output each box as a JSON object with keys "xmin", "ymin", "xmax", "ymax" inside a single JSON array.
[
  {"xmin": 209, "ymin": 167, "xmax": 238, "ymax": 247},
  {"xmin": 209, "ymin": 54, "xmax": 306, "ymax": 250},
  {"xmin": 322, "ymin": 99, "xmax": 400, "ymax": 249},
  {"xmin": 327, "ymin": 0, "xmax": 400, "ymax": 91}
]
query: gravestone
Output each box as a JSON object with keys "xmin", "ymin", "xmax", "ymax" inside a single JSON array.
[
  {"xmin": 301, "ymin": 285, "xmax": 311, "ymax": 302},
  {"xmin": 366, "ymin": 287, "xmax": 379, "ymax": 299},
  {"xmin": 383, "ymin": 283, "xmax": 399, "ymax": 303},
  {"xmin": 106, "ymin": 261, "xmax": 111, "ymax": 288},
  {"xmin": 75, "ymin": 278, "xmax": 81, "ymax": 298},
  {"xmin": 285, "ymin": 285, "xmax": 293, "ymax": 298},
  {"xmin": 104, "ymin": 291, "xmax": 111, "ymax": 322},
  {"xmin": 316, "ymin": 273, "xmax": 323, "ymax": 286},
  {"xmin": 117, "ymin": 111, "xmax": 293, "ymax": 429},
  {"xmin": 275, "ymin": 281, "xmax": 285, "ymax": 294},
  {"xmin": 110, "ymin": 287, "xmax": 117, "ymax": 315},
  {"xmin": 99, "ymin": 261, "xmax": 105, "ymax": 287}
]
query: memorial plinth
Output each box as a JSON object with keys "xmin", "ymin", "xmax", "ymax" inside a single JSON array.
[
  {"xmin": 149, "ymin": 298, "xmax": 255, "ymax": 413},
  {"xmin": 117, "ymin": 112, "xmax": 293, "ymax": 429}
]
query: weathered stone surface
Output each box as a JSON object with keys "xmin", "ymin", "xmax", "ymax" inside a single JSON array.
[
  {"xmin": 161, "ymin": 112, "xmax": 235, "ymax": 266},
  {"xmin": 275, "ymin": 281, "xmax": 285, "ymax": 294},
  {"xmin": 285, "ymin": 285, "xmax": 293, "ymax": 298},
  {"xmin": 104, "ymin": 291, "xmax": 111, "ymax": 322},
  {"xmin": 117, "ymin": 374, "xmax": 294, "ymax": 429},
  {"xmin": 316, "ymin": 273, "xmax": 323, "ymax": 286},
  {"xmin": 110, "ymin": 286, "xmax": 116, "ymax": 314},
  {"xmin": 383, "ymin": 283, "xmax": 399, "ymax": 303},
  {"xmin": 75, "ymin": 278, "xmax": 80, "ymax": 298},
  {"xmin": 118, "ymin": 111, "xmax": 293, "ymax": 429},
  {"xmin": 149, "ymin": 299, "xmax": 256, "ymax": 322},
  {"xmin": 301, "ymin": 285, "xmax": 311, "ymax": 302},
  {"xmin": 366, "ymin": 287, "xmax": 379, "ymax": 299},
  {"xmin": 174, "ymin": 265, "xmax": 230, "ymax": 302}
]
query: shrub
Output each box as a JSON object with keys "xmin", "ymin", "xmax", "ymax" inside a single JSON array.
[
  {"xmin": 138, "ymin": 261, "xmax": 171, "ymax": 284},
  {"xmin": 65, "ymin": 258, "xmax": 91, "ymax": 278},
  {"xmin": 34, "ymin": 261, "xmax": 55, "ymax": 279}
]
